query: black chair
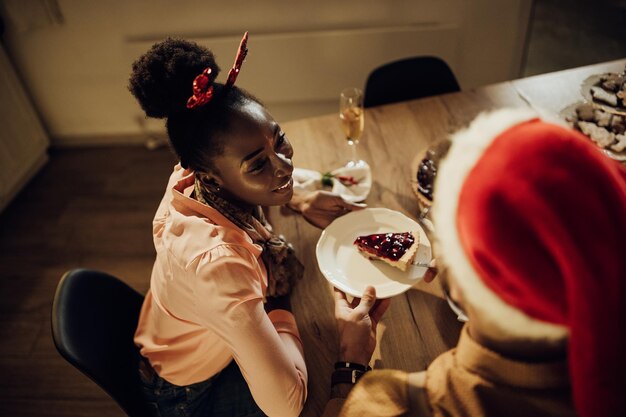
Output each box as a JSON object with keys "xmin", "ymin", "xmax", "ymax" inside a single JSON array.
[
  {"xmin": 51, "ymin": 269, "xmax": 147, "ymax": 417},
  {"xmin": 363, "ymin": 56, "xmax": 460, "ymax": 108}
]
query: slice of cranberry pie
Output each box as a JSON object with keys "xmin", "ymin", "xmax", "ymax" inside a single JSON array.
[{"xmin": 354, "ymin": 231, "xmax": 419, "ymax": 272}]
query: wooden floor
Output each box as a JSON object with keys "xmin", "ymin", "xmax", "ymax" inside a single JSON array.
[{"xmin": 0, "ymin": 146, "xmax": 177, "ymax": 417}]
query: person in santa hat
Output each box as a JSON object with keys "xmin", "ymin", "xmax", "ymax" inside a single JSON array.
[{"xmin": 322, "ymin": 108, "xmax": 626, "ymax": 417}]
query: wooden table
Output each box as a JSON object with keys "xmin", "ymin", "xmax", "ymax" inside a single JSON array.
[{"xmin": 270, "ymin": 58, "xmax": 626, "ymax": 416}]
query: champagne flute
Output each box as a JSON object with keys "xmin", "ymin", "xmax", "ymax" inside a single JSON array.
[{"xmin": 339, "ymin": 87, "xmax": 366, "ymax": 168}]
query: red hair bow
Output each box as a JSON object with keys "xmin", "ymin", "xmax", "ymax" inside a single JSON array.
[
  {"xmin": 186, "ymin": 32, "xmax": 249, "ymax": 109},
  {"xmin": 186, "ymin": 67, "xmax": 214, "ymax": 109}
]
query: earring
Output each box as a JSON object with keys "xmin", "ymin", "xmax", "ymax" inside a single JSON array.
[
  {"xmin": 209, "ymin": 180, "xmax": 221, "ymax": 192},
  {"xmin": 201, "ymin": 175, "xmax": 220, "ymax": 192}
]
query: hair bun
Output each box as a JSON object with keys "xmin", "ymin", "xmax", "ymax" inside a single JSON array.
[{"xmin": 128, "ymin": 38, "xmax": 220, "ymax": 119}]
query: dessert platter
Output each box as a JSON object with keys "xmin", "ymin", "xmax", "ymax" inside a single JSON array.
[
  {"xmin": 316, "ymin": 208, "xmax": 431, "ymax": 298},
  {"xmin": 562, "ymin": 66, "xmax": 626, "ymax": 161},
  {"xmin": 581, "ymin": 71, "xmax": 626, "ymax": 112},
  {"xmin": 411, "ymin": 139, "xmax": 451, "ymax": 216}
]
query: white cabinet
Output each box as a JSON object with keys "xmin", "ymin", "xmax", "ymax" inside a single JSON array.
[
  {"xmin": 0, "ymin": 42, "xmax": 48, "ymax": 212},
  {"xmin": 3, "ymin": 0, "xmax": 532, "ymax": 140}
]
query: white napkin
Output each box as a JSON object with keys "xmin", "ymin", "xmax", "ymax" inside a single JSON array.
[{"xmin": 293, "ymin": 164, "xmax": 372, "ymax": 203}]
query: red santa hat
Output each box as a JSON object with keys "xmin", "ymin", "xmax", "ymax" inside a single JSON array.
[{"xmin": 432, "ymin": 108, "xmax": 626, "ymax": 417}]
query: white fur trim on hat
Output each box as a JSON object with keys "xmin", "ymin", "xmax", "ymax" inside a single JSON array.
[{"xmin": 432, "ymin": 108, "xmax": 568, "ymax": 342}]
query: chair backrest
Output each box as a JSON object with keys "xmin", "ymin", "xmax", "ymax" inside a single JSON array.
[
  {"xmin": 363, "ymin": 56, "xmax": 460, "ymax": 108},
  {"xmin": 51, "ymin": 269, "xmax": 147, "ymax": 417}
]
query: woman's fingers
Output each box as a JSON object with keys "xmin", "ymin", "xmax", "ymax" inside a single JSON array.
[
  {"xmin": 333, "ymin": 287, "xmax": 347, "ymax": 302},
  {"xmin": 338, "ymin": 199, "xmax": 367, "ymax": 212},
  {"xmin": 353, "ymin": 286, "xmax": 377, "ymax": 316},
  {"xmin": 335, "ymin": 285, "xmax": 390, "ymax": 324},
  {"xmin": 370, "ymin": 298, "xmax": 391, "ymax": 324},
  {"xmin": 333, "ymin": 288, "xmax": 351, "ymax": 311}
]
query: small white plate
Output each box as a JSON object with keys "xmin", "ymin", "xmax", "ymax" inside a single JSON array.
[
  {"xmin": 329, "ymin": 163, "xmax": 372, "ymax": 203},
  {"xmin": 292, "ymin": 164, "xmax": 372, "ymax": 203},
  {"xmin": 316, "ymin": 208, "xmax": 432, "ymax": 298}
]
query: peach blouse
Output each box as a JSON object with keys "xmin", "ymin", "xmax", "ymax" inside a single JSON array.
[{"xmin": 134, "ymin": 164, "xmax": 307, "ymax": 417}]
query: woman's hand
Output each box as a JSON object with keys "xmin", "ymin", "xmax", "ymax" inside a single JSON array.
[
  {"xmin": 334, "ymin": 286, "xmax": 391, "ymax": 365},
  {"xmin": 289, "ymin": 189, "xmax": 366, "ymax": 229}
]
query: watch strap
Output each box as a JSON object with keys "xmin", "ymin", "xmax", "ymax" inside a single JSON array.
[
  {"xmin": 334, "ymin": 361, "xmax": 372, "ymax": 372},
  {"xmin": 331, "ymin": 368, "xmax": 366, "ymax": 386}
]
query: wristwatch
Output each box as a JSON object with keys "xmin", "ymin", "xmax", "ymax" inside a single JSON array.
[
  {"xmin": 330, "ymin": 362, "xmax": 372, "ymax": 399},
  {"xmin": 331, "ymin": 368, "xmax": 366, "ymax": 385}
]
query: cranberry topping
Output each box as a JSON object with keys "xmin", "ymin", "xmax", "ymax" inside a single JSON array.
[
  {"xmin": 354, "ymin": 232, "xmax": 415, "ymax": 261},
  {"xmin": 417, "ymin": 158, "xmax": 436, "ymax": 200}
]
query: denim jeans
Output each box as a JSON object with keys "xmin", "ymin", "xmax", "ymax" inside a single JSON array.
[{"xmin": 139, "ymin": 359, "xmax": 267, "ymax": 417}]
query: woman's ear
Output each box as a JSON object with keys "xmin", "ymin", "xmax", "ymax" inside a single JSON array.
[{"xmin": 196, "ymin": 171, "xmax": 223, "ymax": 190}]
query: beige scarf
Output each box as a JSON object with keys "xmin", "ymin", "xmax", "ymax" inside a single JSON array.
[{"xmin": 194, "ymin": 179, "xmax": 303, "ymax": 297}]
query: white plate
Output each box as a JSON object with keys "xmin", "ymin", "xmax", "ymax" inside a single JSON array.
[{"xmin": 316, "ymin": 208, "xmax": 432, "ymax": 298}]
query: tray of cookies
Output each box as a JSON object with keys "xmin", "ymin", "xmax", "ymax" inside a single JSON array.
[{"xmin": 561, "ymin": 65, "xmax": 626, "ymax": 161}]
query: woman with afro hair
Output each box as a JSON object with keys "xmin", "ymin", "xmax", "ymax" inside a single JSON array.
[{"xmin": 129, "ymin": 34, "xmax": 364, "ymax": 417}]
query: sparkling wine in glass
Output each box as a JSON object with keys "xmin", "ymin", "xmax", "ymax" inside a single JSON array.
[{"xmin": 339, "ymin": 87, "xmax": 366, "ymax": 168}]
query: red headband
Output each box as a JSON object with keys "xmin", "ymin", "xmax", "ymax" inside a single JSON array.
[{"xmin": 186, "ymin": 31, "xmax": 249, "ymax": 109}]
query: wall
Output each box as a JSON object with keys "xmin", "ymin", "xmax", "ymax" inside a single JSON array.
[
  {"xmin": 1, "ymin": 0, "xmax": 532, "ymax": 146},
  {"xmin": 0, "ymin": 42, "xmax": 48, "ymax": 212},
  {"xmin": 524, "ymin": 0, "xmax": 626, "ymax": 77}
]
